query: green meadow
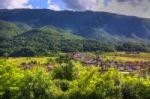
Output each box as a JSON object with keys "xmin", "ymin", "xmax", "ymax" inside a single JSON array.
[{"xmin": 101, "ymin": 52, "xmax": 150, "ymax": 62}]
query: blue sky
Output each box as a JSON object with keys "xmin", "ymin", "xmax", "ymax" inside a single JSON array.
[
  {"xmin": 24, "ymin": 0, "xmax": 109, "ymax": 11},
  {"xmin": 28, "ymin": 0, "xmax": 48, "ymax": 8},
  {"xmin": 0, "ymin": 0, "xmax": 149, "ymax": 18},
  {"xmin": 27, "ymin": 0, "xmax": 65, "ymax": 9},
  {"xmin": 27, "ymin": 0, "xmax": 109, "ymax": 9}
]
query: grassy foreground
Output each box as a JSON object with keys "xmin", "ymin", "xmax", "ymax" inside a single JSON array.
[{"xmin": 0, "ymin": 52, "xmax": 150, "ymax": 99}]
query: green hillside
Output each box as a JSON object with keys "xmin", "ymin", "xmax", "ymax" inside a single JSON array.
[
  {"xmin": 0, "ymin": 10, "xmax": 150, "ymax": 56},
  {"xmin": 0, "ymin": 9, "xmax": 150, "ymax": 43},
  {"xmin": 0, "ymin": 25, "xmax": 150, "ymax": 56},
  {"xmin": 0, "ymin": 27, "xmax": 85, "ymax": 56},
  {"xmin": 39, "ymin": 26, "xmax": 83, "ymax": 40},
  {"xmin": 0, "ymin": 20, "xmax": 31, "ymax": 40}
]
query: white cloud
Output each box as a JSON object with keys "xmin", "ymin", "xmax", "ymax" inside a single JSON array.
[
  {"xmin": 48, "ymin": 0, "xmax": 60, "ymax": 11},
  {"xmin": 0, "ymin": 0, "xmax": 149, "ymax": 18},
  {"xmin": 62, "ymin": 0, "xmax": 101, "ymax": 11},
  {"xmin": 62, "ymin": 0, "xmax": 150, "ymax": 18},
  {"xmin": 0, "ymin": 0, "xmax": 32, "ymax": 9},
  {"xmin": 100, "ymin": 0, "xmax": 150, "ymax": 18}
]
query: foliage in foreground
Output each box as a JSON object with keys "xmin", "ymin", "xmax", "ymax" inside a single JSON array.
[{"xmin": 0, "ymin": 59, "xmax": 150, "ymax": 99}]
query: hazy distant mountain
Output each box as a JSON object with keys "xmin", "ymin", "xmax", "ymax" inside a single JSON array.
[{"xmin": 0, "ymin": 9, "xmax": 150, "ymax": 43}]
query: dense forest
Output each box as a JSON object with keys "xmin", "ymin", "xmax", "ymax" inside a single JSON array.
[
  {"xmin": 0, "ymin": 9, "xmax": 150, "ymax": 57},
  {"xmin": 0, "ymin": 9, "xmax": 150, "ymax": 43},
  {"xmin": 0, "ymin": 20, "xmax": 150, "ymax": 57}
]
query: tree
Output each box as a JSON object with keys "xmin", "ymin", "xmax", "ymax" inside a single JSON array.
[{"xmin": 10, "ymin": 48, "xmax": 36, "ymax": 57}]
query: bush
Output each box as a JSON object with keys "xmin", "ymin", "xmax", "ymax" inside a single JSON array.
[{"xmin": 0, "ymin": 59, "xmax": 150, "ymax": 99}]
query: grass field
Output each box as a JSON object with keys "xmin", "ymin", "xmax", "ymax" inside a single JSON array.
[
  {"xmin": 101, "ymin": 52, "xmax": 150, "ymax": 62},
  {"xmin": 0, "ymin": 57, "xmax": 57, "ymax": 66},
  {"xmin": 0, "ymin": 52, "xmax": 150, "ymax": 66}
]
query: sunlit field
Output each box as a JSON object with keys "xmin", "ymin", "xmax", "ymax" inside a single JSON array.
[
  {"xmin": 1, "ymin": 52, "xmax": 150, "ymax": 65},
  {"xmin": 101, "ymin": 52, "xmax": 150, "ymax": 62},
  {"xmin": 2, "ymin": 57, "xmax": 51, "ymax": 65},
  {"xmin": 0, "ymin": 53, "xmax": 67, "ymax": 66}
]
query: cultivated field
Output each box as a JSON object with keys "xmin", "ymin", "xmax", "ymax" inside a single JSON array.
[
  {"xmin": 1, "ymin": 52, "xmax": 150, "ymax": 65},
  {"xmin": 101, "ymin": 52, "xmax": 150, "ymax": 62}
]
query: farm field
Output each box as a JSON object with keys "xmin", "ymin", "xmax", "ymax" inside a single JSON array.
[
  {"xmin": 1, "ymin": 52, "xmax": 150, "ymax": 65},
  {"xmin": 100, "ymin": 52, "xmax": 150, "ymax": 62},
  {"xmin": 2, "ymin": 57, "xmax": 49, "ymax": 65}
]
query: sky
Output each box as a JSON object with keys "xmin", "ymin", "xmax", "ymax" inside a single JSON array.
[{"xmin": 0, "ymin": 0, "xmax": 149, "ymax": 18}]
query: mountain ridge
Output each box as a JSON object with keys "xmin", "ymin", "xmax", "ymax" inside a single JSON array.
[
  {"xmin": 0, "ymin": 9, "xmax": 150, "ymax": 43},
  {"xmin": 0, "ymin": 16, "xmax": 150, "ymax": 56}
]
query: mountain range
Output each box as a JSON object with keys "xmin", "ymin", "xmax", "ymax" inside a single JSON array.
[
  {"xmin": 0, "ymin": 9, "xmax": 150, "ymax": 42},
  {"xmin": 0, "ymin": 9, "xmax": 150, "ymax": 56},
  {"xmin": 0, "ymin": 9, "xmax": 150, "ymax": 43}
]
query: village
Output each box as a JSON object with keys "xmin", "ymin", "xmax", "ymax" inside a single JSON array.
[
  {"xmin": 71, "ymin": 52, "xmax": 150, "ymax": 73},
  {"xmin": 19, "ymin": 52, "xmax": 150, "ymax": 75}
]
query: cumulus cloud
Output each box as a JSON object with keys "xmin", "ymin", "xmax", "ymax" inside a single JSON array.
[
  {"xmin": 62, "ymin": 0, "xmax": 150, "ymax": 18},
  {"xmin": 48, "ymin": 0, "xmax": 60, "ymax": 11},
  {"xmin": 103, "ymin": 0, "xmax": 150, "ymax": 18},
  {"xmin": 62, "ymin": 0, "xmax": 101, "ymax": 11},
  {"xmin": 0, "ymin": 0, "xmax": 32, "ymax": 9}
]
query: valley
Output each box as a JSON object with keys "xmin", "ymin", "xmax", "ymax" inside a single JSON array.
[{"xmin": 0, "ymin": 9, "xmax": 150, "ymax": 99}]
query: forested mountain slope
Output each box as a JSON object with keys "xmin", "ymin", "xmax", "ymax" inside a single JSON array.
[{"xmin": 0, "ymin": 9, "xmax": 150, "ymax": 43}]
